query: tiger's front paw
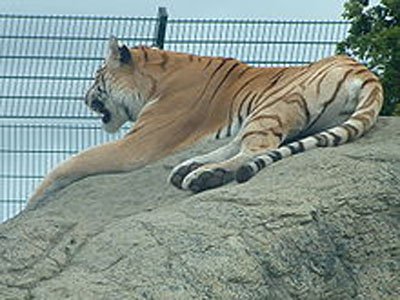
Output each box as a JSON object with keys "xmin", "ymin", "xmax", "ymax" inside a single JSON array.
[
  {"xmin": 169, "ymin": 161, "xmax": 204, "ymax": 189},
  {"xmin": 181, "ymin": 167, "xmax": 235, "ymax": 193}
]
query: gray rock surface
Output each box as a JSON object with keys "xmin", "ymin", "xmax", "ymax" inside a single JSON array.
[{"xmin": 0, "ymin": 117, "xmax": 399, "ymax": 300}]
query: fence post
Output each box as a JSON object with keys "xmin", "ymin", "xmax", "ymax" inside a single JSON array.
[{"xmin": 154, "ymin": 7, "xmax": 168, "ymax": 49}]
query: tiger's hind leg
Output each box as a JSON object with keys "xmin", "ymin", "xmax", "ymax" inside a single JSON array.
[
  {"xmin": 180, "ymin": 119, "xmax": 284, "ymax": 193},
  {"xmin": 181, "ymin": 109, "xmax": 376, "ymax": 193},
  {"xmin": 169, "ymin": 138, "xmax": 241, "ymax": 189}
]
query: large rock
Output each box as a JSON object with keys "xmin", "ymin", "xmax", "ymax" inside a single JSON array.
[{"xmin": 0, "ymin": 118, "xmax": 399, "ymax": 300}]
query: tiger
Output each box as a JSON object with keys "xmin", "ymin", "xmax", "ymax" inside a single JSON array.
[{"xmin": 28, "ymin": 36, "xmax": 383, "ymax": 206}]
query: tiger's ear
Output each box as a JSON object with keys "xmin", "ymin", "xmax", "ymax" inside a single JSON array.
[
  {"xmin": 107, "ymin": 36, "xmax": 132, "ymax": 67},
  {"xmin": 119, "ymin": 45, "xmax": 132, "ymax": 64}
]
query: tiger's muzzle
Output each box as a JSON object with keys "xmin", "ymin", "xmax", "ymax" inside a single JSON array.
[{"xmin": 88, "ymin": 99, "xmax": 112, "ymax": 124}]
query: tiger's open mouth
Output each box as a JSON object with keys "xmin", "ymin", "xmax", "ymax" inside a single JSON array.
[{"xmin": 90, "ymin": 99, "xmax": 112, "ymax": 124}]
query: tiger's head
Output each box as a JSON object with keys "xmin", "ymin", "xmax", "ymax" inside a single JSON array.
[{"xmin": 85, "ymin": 37, "xmax": 146, "ymax": 133}]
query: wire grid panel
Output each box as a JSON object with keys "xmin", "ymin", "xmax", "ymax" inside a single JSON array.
[
  {"xmin": 0, "ymin": 15, "xmax": 350, "ymax": 222},
  {"xmin": 165, "ymin": 19, "xmax": 349, "ymax": 66}
]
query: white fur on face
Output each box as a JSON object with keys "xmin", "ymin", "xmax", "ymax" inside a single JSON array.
[
  {"xmin": 101, "ymin": 92, "xmax": 140, "ymax": 133},
  {"xmin": 86, "ymin": 74, "xmax": 146, "ymax": 134}
]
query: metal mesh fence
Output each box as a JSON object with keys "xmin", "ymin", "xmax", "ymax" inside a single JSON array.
[
  {"xmin": 0, "ymin": 11, "xmax": 350, "ymax": 222},
  {"xmin": 166, "ymin": 19, "xmax": 349, "ymax": 66}
]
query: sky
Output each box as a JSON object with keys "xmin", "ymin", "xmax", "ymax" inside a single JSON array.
[{"xmin": 0, "ymin": 0, "xmax": 363, "ymax": 20}]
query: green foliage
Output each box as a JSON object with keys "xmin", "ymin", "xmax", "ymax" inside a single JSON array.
[{"xmin": 337, "ymin": 0, "xmax": 400, "ymax": 115}]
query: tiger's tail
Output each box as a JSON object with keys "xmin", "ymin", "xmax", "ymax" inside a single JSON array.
[{"xmin": 236, "ymin": 79, "xmax": 384, "ymax": 183}]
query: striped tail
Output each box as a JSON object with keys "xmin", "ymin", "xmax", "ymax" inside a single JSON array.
[{"xmin": 236, "ymin": 80, "xmax": 384, "ymax": 183}]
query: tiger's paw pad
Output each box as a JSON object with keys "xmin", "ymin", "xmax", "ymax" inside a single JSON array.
[
  {"xmin": 182, "ymin": 168, "xmax": 234, "ymax": 193},
  {"xmin": 169, "ymin": 162, "xmax": 204, "ymax": 189},
  {"xmin": 236, "ymin": 165, "xmax": 256, "ymax": 183}
]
